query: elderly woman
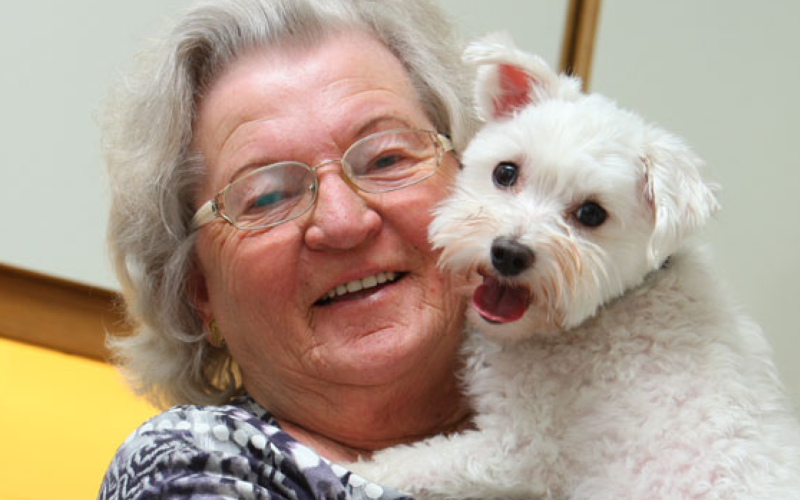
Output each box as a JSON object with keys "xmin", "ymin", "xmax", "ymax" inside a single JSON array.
[{"xmin": 99, "ymin": 0, "xmax": 476, "ymax": 498}]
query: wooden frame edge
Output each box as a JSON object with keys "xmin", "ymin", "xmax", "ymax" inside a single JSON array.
[
  {"xmin": 559, "ymin": 0, "xmax": 602, "ymax": 90},
  {"xmin": 0, "ymin": 263, "xmax": 128, "ymax": 361}
]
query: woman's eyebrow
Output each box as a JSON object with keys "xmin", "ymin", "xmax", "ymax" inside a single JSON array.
[
  {"xmin": 353, "ymin": 115, "xmax": 414, "ymax": 137},
  {"xmin": 228, "ymin": 158, "xmax": 283, "ymax": 185}
]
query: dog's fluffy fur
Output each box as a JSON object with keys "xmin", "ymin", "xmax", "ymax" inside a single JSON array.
[{"xmin": 350, "ymin": 35, "xmax": 800, "ymax": 499}]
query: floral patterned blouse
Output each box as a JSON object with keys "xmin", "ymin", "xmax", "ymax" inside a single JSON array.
[{"xmin": 99, "ymin": 394, "xmax": 413, "ymax": 500}]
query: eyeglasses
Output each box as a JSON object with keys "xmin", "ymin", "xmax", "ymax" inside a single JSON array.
[{"xmin": 191, "ymin": 128, "xmax": 453, "ymax": 231}]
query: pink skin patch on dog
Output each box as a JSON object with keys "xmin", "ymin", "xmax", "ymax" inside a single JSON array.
[
  {"xmin": 472, "ymin": 276, "xmax": 530, "ymax": 323},
  {"xmin": 491, "ymin": 64, "xmax": 535, "ymax": 118}
]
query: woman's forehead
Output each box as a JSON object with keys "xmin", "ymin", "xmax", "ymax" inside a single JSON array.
[
  {"xmin": 193, "ymin": 31, "xmax": 429, "ymax": 190},
  {"xmin": 197, "ymin": 32, "xmax": 415, "ymax": 134}
]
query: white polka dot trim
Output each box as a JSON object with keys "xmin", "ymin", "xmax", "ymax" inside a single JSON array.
[
  {"xmin": 156, "ymin": 420, "xmax": 174, "ymax": 431},
  {"xmin": 364, "ymin": 483, "xmax": 384, "ymax": 499},
  {"xmin": 292, "ymin": 444, "xmax": 320, "ymax": 470},
  {"xmin": 236, "ymin": 481, "xmax": 254, "ymax": 496},
  {"xmin": 212, "ymin": 424, "xmax": 230, "ymax": 441},
  {"xmin": 331, "ymin": 464, "xmax": 349, "ymax": 478},
  {"xmin": 250, "ymin": 434, "xmax": 267, "ymax": 450},
  {"xmin": 348, "ymin": 473, "xmax": 366, "ymax": 488},
  {"xmin": 233, "ymin": 429, "xmax": 249, "ymax": 447}
]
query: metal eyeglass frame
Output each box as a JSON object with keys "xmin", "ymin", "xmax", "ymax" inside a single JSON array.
[{"xmin": 191, "ymin": 128, "xmax": 453, "ymax": 231}]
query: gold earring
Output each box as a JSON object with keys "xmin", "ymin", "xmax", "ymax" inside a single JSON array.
[{"xmin": 207, "ymin": 319, "xmax": 225, "ymax": 348}]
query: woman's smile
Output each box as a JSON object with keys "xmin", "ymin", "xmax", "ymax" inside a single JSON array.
[{"xmin": 315, "ymin": 271, "xmax": 406, "ymax": 306}]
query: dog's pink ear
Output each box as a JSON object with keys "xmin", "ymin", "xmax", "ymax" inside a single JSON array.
[
  {"xmin": 464, "ymin": 33, "xmax": 581, "ymax": 122},
  {"xmin": 642, "ymin": 131, "xmax": 720, "ymax": 267},
  {"xmin": 488, "ymin": 64, "xmax": 537, "ymax": 118}
]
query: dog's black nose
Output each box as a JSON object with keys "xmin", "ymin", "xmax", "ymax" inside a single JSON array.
[{"xmin": 491, "ymin": 237, "xmax": 535, "ymax": 276}]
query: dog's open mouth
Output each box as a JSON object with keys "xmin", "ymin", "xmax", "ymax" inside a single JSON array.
[{"xmin": 472, "ymin": 275, "xmax": 530, "ymax": 324}]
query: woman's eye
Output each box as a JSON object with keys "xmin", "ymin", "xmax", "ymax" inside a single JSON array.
[
  {"xmin": 375, "ymin": 155, "xmax": 400, "ymax": 169},
  {"xmin": 575, "ymin": 201, "xmax": 608, "ymax": 227},
  {"xmin": 372, "ymin": 154, "xmax": 402, "ymax": 170},
  {"xmin": 493, "ymin": 162, "xmax": 519, "ymax": 188},
  {"xmin": 250, "ymin": 191, "xmax": 286, "ymax": 210}
]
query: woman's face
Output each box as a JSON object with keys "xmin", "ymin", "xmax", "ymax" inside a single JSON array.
[{"xmin": 192, "ymin": 31, "xmax": 465, "ymax": 417}]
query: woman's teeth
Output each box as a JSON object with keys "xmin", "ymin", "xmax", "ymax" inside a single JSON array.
[{"xmin": 323, "ymin": 271, "xmax": 399, "ymax": 301}]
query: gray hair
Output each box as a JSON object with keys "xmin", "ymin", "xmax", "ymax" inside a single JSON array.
[{"xmin": 102, "ymin": 0, "xmax": 476, "ymax": 408}]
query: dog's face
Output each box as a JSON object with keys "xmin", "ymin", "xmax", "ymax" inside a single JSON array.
[{"xmin": 429, "ymin": 35, "xmax": 719, "ymax": 340}]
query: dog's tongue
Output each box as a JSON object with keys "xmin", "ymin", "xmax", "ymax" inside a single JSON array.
[{"xmin": 472, "ymin": 276, "xmax": 530, "ymax": 323}]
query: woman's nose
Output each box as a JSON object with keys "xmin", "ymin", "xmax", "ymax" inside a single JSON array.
[{"xmin": 303, "ymin": 168, "xmax": 382, "ymax": 251}]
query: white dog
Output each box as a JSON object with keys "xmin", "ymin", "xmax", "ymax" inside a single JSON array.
[{"xmin": 350, "ymin": 35, "xmax": 800, "ymax": 499}]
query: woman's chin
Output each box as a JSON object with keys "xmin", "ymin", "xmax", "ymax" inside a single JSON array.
[
  {"xmin": 306, "ymin": 271, "xmax": 462, "ymax": 386},
  {"xmin": 310, "ymin": 314, "xmax": 447, "ymax": 388}
]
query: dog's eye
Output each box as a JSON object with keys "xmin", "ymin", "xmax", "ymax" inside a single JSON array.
[
  {"xmin": 493, "ymin": 162, "xmax": 519, "ymax": 188},
  {"xmin": 575, "ymin": 201, "xmax": 608, "ymax": 227}
]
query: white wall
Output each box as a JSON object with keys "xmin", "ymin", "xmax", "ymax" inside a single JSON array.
[{"xmin": 2, "ymin": 1, "xmax": 797, "ymax": 408}]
